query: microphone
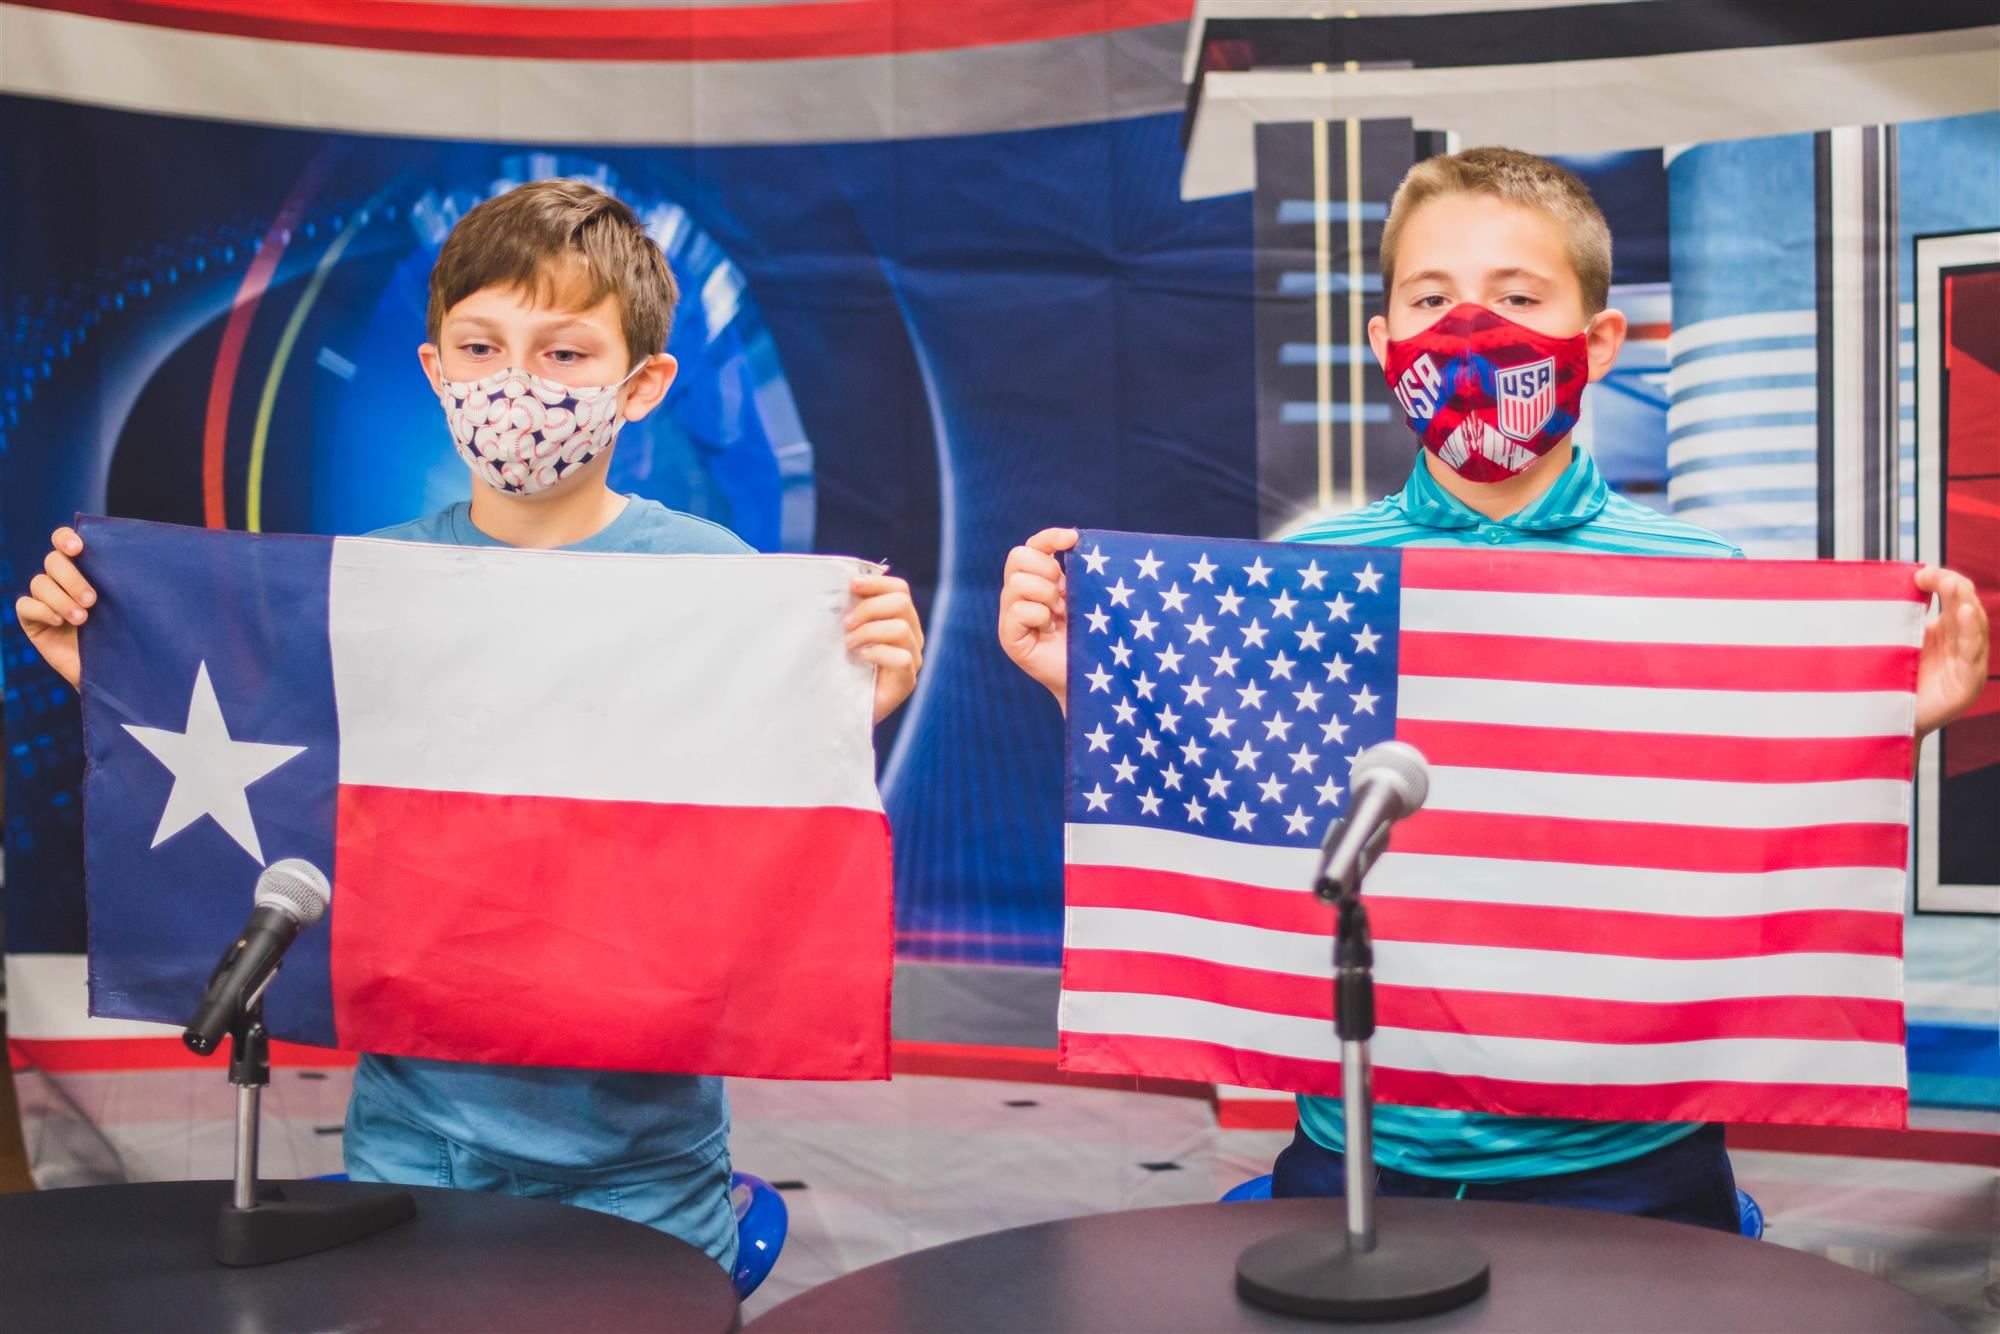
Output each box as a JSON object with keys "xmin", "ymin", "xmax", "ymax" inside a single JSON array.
[
  {"xmin": 1315, "ymin": 741, "xmax": 1430, "ymax": 899},
  {"xmin": 184, "ymin": 859, "xmax": 332, "ymax": 1056}
]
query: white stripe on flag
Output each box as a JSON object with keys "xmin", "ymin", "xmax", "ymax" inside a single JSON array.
[
  {"xmin": 328, "ymin": 540, "xmax": 882, "ymax": 810},
  {"xmin": 1427, "ymin": 766, "xmax": 1910, "ymax": 829},
  {"xmin": 1062, "ymin": 907, "xmax": 1904, "ymax": 1002},
  {"xmin": 1398, "ymin": 676, "xmax": 1912, "ymax": 739},
  {"xmin": 1060, "ymin": 990, "xmax": 1906, "ymax": 1089},
  {"xmin": 1400, "ymin": 588, "xmax": 1922, "ymax": 647},
  {"xmin": 1065, "ymin": 824, "xmax": 1906, "ymax": 916}
]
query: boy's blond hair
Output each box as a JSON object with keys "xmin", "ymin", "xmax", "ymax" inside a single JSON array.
[
  {"xmin": 427, "ymin": 180, "xmax": 678, "ymax": 365},
  {"xmin": 1380, "ymin": 147, "xmax": 1612, "ymax": 315}
]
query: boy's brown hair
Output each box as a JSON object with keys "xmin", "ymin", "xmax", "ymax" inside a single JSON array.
[
  {"xmin": 1380, "ymin": 147, "xmax": 1613, "ymax": 315},
  {"xmin": 427, "ymin": 180, "xmax": 678, "ymax": 364}
]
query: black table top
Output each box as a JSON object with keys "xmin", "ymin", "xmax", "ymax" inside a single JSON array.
[
  {"xmin": 0, "ymin": 1179, "xmax": 739, "ymax": 1334},
  {"xmin": 747, "ymin": 1196, "xmax": 1959, "ymax": 1334}
]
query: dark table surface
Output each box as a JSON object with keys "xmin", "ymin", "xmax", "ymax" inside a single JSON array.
[
  {"xmin": 747, "ymin": 1196, "xmax": 1960, "ymax": 1334},
  {"xmin": 0, "ymin": 1178, "xmax": 739, "ymax": 1333}
]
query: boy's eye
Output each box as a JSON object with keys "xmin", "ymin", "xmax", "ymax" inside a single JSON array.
[
  {"xmin": 461, "ymin": 342, "xmax": 497, "ymax": 358},
  {"xmin": 1413, "ymin": 294, "xmax": 1449, "ymax": 309},
  {"xmin": 1501, "ymin": 294, "xmax": 1538, "ymax": 308},
  {"xmin": 547, "ymin": 349, "xmax": 584, "ymax": 364}
]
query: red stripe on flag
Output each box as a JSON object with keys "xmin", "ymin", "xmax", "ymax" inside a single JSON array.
[
  {"xmin": 333, "ymin": 786, "xmax": 892, "ymax": 1080},
  {"xmin": 24, "ymin": 0, "xmax": 1194, "ymax": 61},
  {"xmin": 1392, "ymin": 810, "xmax": 1910, "ymax": 872},
  {"xmin": 1059, "ymin": 1032, "xmax": 1907, "ymax": 1128},
  {"xmin": 1400, "ymin": 547, "xmax": 1927, "ymax": 601},
  {"xmin": 1060, "ymin": 951, "xmax": 1906, "ymax": 1044},
  {"xmin": 1396, "ymin": 719, "xmax": 1913, "ymax": 783},
  {"xmin": 1400, "ymin": 631, "xmax": 1915, "ymax": 694},
  {"xmin": 1069, "ymin": 865, "xmax": 1902, "ymax": 958}
]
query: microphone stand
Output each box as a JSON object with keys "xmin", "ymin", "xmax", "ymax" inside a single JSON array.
[
  {"xmin": 1234, "ymin": 817, "xmax": 1490, "ymax": 1320},
  {"xmin": 193, "ymin": 964, "xmax": 417, "ymax": 1266}
]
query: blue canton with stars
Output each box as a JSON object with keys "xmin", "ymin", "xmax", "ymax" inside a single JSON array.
[{"xmin": 1066, "ymin": 530, "xmax": 1402, "ymax": 847}]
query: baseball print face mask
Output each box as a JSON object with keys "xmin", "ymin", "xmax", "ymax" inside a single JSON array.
[
  {"xmin": 1382, "ymin": 302, "xmax": 1589, "ymax": 482},
  {"xmin": 437, "ymin": 361, "xmax": 646, "ymax": 496}
]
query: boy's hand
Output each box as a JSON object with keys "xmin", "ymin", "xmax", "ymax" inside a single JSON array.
[
  {"xmin": 1915, "ymin": 565, "xmax": 1990, "ymax": 739},
  {"xmin": 847, "ymin": 572, "xmax": 923, "ymax": 724},
  {"xmin": 13, "ymin": 526, "xmax": 93, "ymax": 690},
  {"xmin": 999, "ymin": 528, "xmax": 1077, "ymax": 706}
]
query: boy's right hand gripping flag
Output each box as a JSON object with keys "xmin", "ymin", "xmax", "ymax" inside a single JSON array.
[
  {"xmin": 1058, "ymin": 530, "xmax": 1925, "ymax": 1129},
  {"xmin": 78, "ymin": 517, "xmax": 893, "ymax": 1080}
]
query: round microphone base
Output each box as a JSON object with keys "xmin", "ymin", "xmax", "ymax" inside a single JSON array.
[{"xmin": 1236, "ymin": 1226, "xmax": 1490, "ymax": 1322}]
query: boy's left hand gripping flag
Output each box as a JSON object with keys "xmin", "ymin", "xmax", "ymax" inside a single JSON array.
[{"xmin": 77, "ymin": 516, "xmax": 894, "ymax": 1079}]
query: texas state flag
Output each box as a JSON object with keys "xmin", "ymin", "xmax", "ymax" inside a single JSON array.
[{"xmin": 77, "ymin": 516, "xmax": 893, "ymax": 1079}]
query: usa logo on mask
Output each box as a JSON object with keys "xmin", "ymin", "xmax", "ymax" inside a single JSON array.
[{"xmin": 1495, "ymin": 356, "xmax": 1558, "ymax": 442}]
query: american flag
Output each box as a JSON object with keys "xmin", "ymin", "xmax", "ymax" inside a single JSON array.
[{"xmin": 1058, "ymin": 529, "xmax": 1925, "ymax": 1129}]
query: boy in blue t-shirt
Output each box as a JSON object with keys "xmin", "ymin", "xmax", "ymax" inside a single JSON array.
[
  {"xmin": 17, "ymin": 180, "xmax": 925, "ymax": 1267},
  {"xmin": 996, "ymin": 147, "xmax": 1988, "ymax": 1229}
]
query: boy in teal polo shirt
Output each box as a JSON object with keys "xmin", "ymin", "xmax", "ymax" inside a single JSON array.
[{"xmin": 996, "ymin": 147, "xmax": 1989, "ymax": 1228}]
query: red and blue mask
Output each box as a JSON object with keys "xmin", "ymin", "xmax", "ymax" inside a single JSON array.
[{"xmin": 1381, "ymin": 303, "xmax": 1589, "ymax": 482}]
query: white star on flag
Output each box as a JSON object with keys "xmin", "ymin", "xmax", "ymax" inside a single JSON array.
[
  {"xmin": 1320, "ymin": 715, "xmax": 1350, "ymax": 744},
  {"xmin": 1233, "ymin": 741, "xmax": 1262, "ymax": 770},
  {"xmin": 1189, "ymin": 553, "xmax": 1217, "ymax": 583},
  {"xmin": 1107, "ymin": 579, "xmax": 1135, "ymax": 607},
  {"xmin": 1258, "ymin": 773, "xmax": 1285, "ymax": 803},
  {"xmin": 1288, "ymin": 744, "xmax": 1318, "ymax": 773},
  {"xmin": 1236, "ymin": 681, "xmax": 1266, "ymax": 709},
  {"xmin": 1180, "ymin": 736, "xmax": 1207, "ymax": 766},
  {"xmin": 1207, "ymin": 709, "xmax": 1236, "ymax": 738},
  {"xmin": 1293, "ymin": 683, "xmax": 1322, "ymax": 711},
  {"xmin": 1324, "ymin": 654, "xmax": 1352, "ymax": 683},
  {"xmin": 1156, "ymin": 644, "xmax": 1185, "ymax": 673},
  {"xmin": 1351, "ymin": 685, "xmax": 1380, "ymax": 715},
  {"xmin": 1298, "ymin": 561, "xmax": 1328, "ymax": 590},
  {"xmin": 1086, "ymin": 724, "xmax": 1113, "ymax": 750},
  {"xmin": 1354, "ymin": 562, "xmax": 1384, "ymax": 593},
  {"xmin": 1138, "ymin": 788, "xmax": 1163, "ymax": 815},
  {"xmin": 1110, "ymin": 640, "xmax": 1133, "ymax": 666},
  {"xmin": 1087, "ymin": 665, "xmax": 1113, "ymax": 692},
  {"xmin": 1131, "ymin": 610, "xmax": 1159, "ymax": 640},
  {"xmin": 1184, "ymin": 798, "xmax": 1207, "ymax": 824},
  {"xmin": 1216, "ymin": 588, "xmax": 1245, "ymax": 616},
  {"xmin": 1267, "ymin": 651, "xmax": 1296, "ymax": 680},
  {"xmin": 1136, "ymin": 550, "xmax": 1164, "ymax": 579},
  {"xmin": 1326, "ymin": 593, "xmax": 1353, "ymax": 622},
  {"xmin": 1211, "ymin": 648, "xmax": 1240, "ymax": 677},
  {"xmin": 1352, "ymin": 625, "xmax": 1382, "ymax": 654},
  {"xmin": 1284, "ymin": 807, "xmax": 1314, "ymax": 836},
  {"xmin": 1084, "ymin": 784, "xmax": 1112, "ymax": 811},
  {"xmin": 1185, "ymin": 615, "xmax": 1214, "ymax": 644},
  {"xmin": 1086, "ymin": 607, "xmax": 1111, "ymax": 633},
  {"xmin": 1112, "ymin": 757, "xmax": 1139, "ymax": 783},
  {"xmin": 1270, "ymin": 590, "xmax": 1298, "ymax": 620},
  {"xmin": 121, "ymin": 662, "xmax": 306, "ymax": 864},
  {"xmin": 1243, "ymin": 558, "xmax": 1272, "ymax": 587},
  {"xmin": 1316, "ymin": 777, "xmax": 1344, "ymax": 806},
  {"xmin": 1082, "ymin": 545, "xmax": 1109, "ymax": 574},
  {"xmin": 1205, "ymin": 771, "xmax": 1231, "ymax": 798},
  {"xmin": 1295, "ymin": 624, "xmax": 1326, "ymax": 652},
  {"xmin": 1230, "ymin": 804, "xmax": 1256, "ymax": 831},
  {"xmin": 1160, "ymin": 583, "xmax": 1190, "ymax": 612},
  {"xmin": 1262, "ymin": 716, "xmax": 1292, "ymax": 741},
  {"xmin": 1113, "ymin": 698, "xmax": 1138, "ymax": 725}
]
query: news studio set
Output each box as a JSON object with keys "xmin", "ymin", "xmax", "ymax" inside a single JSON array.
[{"xmin": 0, "ymin": 1, "xmax": 1995, "ymax": 1330}]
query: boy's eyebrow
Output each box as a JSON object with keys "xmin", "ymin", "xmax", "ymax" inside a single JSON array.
[{"xmin": 1396, "ymin": 268, "xmax": 1455, "ymax": 290}]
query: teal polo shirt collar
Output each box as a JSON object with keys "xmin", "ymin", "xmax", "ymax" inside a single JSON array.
[{"xmin": 1395, "ymin": 446, "xmax": 1610, "ymax": 534}]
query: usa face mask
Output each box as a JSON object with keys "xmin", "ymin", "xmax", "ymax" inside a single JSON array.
[
  {"xmin": 436, "ymin": 361, "xmax": 646, "ymax": 496},
  {"xmin": 1382, "ymin": 303, "xmax": 1589, "ymax": 482}
]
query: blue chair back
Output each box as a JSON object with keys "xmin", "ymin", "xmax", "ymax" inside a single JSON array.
[
  {"xmin": 730, "ymin": 1171, "xmax": 789, "ymax": 1299},
  {"xmin": 1220, "ymin": 1173, "xmax": 1274, "ymax": 1203},
  {"xmin": 1736, "ymin": 1188, "xmax": 1765, "ymax": 1240}
]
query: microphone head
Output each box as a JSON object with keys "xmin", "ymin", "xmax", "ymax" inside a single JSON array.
[
  {"xmin": 255, "ymin": 858, "xmax": 331, "ymax": 927},
  {"xmin": 1353, "ymin": 741, "xmax": 1431, "ymax": 817}
]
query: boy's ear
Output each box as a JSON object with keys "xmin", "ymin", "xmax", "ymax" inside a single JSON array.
[
  {"xmin": 417, "ymin": 342, "xmax": 443, "ymax": 394},
  {"xmin": 1367, "ymin": 314, "xmax": 1391, "ymax": 370},
  {"xmin": 1584, "ymin": 309, "xmax": 1628, "ymax": 384},
  {"xmin": 620, "ymin": 353, "xmax": 679, "ymax": 424}
]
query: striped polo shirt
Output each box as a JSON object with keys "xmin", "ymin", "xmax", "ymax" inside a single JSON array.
[{"xmin": 1287, "ymin": 446, "xmax": 1743, "ymax": 1182}]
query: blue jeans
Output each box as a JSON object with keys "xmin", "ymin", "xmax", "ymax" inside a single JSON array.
[
  {"xmin": 1271, "ymin": 1122, "xmax": 1739, "ymax": 1233},
  {"xmin": 344, "ymin": 1093, "xmax": 739, "ymax": 1271}
]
